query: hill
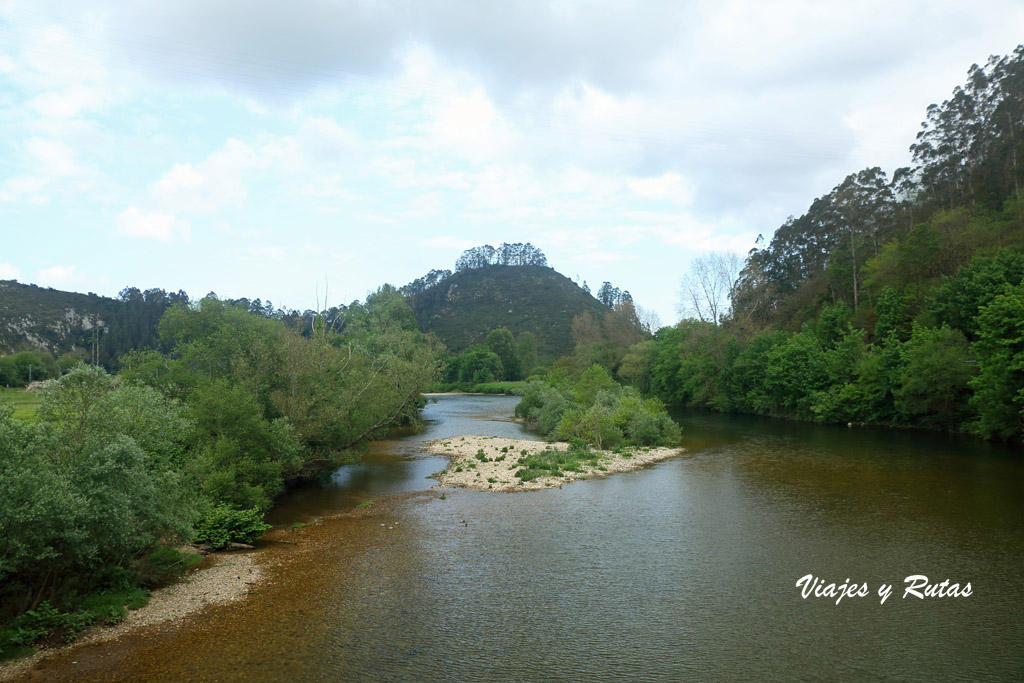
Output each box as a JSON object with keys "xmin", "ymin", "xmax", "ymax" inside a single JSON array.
[
  {"xmin": 0, "ymin": 280, "xmax": 112, "ymax": 359},
  {"xmin": 406, "ymin": 265, "xmax": 608, "ymax": 359},
  {"xmin": 0, "ymin": 280, "xmax": 186, "ymax": 367}
]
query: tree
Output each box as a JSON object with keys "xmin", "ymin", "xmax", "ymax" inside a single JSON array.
[
  {"xmin": 573, "ymin": 364, "xmax": 616, "ymax": 406},
  {"xmin": 454, "ymin": 242, "xmax": 548, "ymax": 271},
  {"xmin": 454, "ymin": 346, "xmax": 503, "ymax": 385},
  {"xmin": 678, "ymin": 252, "xmax": 741, "ymax": 325},
  {"xmin": 894, "ymin": 325, "xmax": 975, "ymax": 427},
  {"xmin": 485, "ymin": 328, "xmax": 520, "ymax": 381},
  {"xmin": 969, "ymin": 283, "xmax": 1024, "ymax": 439},
  {"xmin": 0, "ymin": 367, "xmax": 195, "ymax": 615},
  {"xmin": 828, "ymin": 168, "xmax": 896, "ymax": 310},
  {"xmin": 514, "ymin": 332, "xmax": 540, "ymax": 378},
  {"xmin": 634, "ymin": 304, "xmax": 663, "ymax": 335},
  {"xmin": 927, "ymin": 250, "xmax": 1024, "ymax": 340}
]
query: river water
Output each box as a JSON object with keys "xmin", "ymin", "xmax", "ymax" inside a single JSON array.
[{"xmin": 22, "ymin": 395, "xmax": 1024, "ymax": 682}]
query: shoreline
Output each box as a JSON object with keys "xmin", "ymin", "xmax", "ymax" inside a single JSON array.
[
  {"xmin": 0, "ymin": 495, "xmax": 425, "ymax": 682},
  {"xmin": 0, "ymin": 551, "xmax": 263, "ymax": 681},
  {"xmin": 426, "ymin": 435, "xmax": 684, "ymax": 492}
]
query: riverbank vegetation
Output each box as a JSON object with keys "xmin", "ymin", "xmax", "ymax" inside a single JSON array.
[
  {"xmin": 515, "ymin": 364, "xmax": 680, "ymax": 449},
  {"xmin": 0, "ymin": 286, "xmax": 440, "ymax": 658},
  {"xmin": 563, "ymin": 47, "xmax": 1024, "ymax": 443},
  {"xmin": 431, "ymin": 327, "xmax": 542, "ymax": 392}
]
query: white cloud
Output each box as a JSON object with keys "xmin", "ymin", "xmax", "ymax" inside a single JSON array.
[
  {"xmin": 30, "ymin": 84, "xmax": 108, "ymax": 120},
  {"xmin": 0, "ymin": 175, "xmax": 49, "ymax": 202},
  {"xmin": 419, "ymin": 235, "xmax": 477, "ymax": 250},
  {"xmin": 571, "ymin": 250, "xmax": 628, "ymax": 264},
  {"xmin": 628, "ymin": 173, "xmax": 695, "ymax": 204},
  {"xmin": 645, "ymin": 222, "xmax": 759, "ymax": 254},
  {"xmin": 153, "ymin": 163, "xmax": 204, "ymax": 192},
  {"xmin": 294, "ymin": 117, "xmax": 364, "ymax": 166},
  {"xmin": 0, "ymin": 263, "xmax": 23, "ymax": 280},
  {"xmin": 116, "ymin": 207, "xmax": 191, "ymax": 242},
  {"xmin": 151, "ymin": 138, "xmax": 261, "ymax": 212},
  {"xmin": 37, "ymin": 264, "xmax": 79, "ymax": 287},
  {"xmin": 24, "ymin": 137, "xmax": 80, "ymax": 176},
  {"xmin": 426, "ymin": 89, "xmax": 514, "ymax": 162}
]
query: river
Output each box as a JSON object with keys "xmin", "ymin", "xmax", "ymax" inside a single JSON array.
[{"xmin": 18, "ymin": 395, "xmax": 1024, "ymax": 681}]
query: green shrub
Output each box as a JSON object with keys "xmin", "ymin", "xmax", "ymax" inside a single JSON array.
[
  {"xmin": 473, "ymin": 381, "xmax": 528, "ymax": 395},
  {"xmin": 136, "ymin": 548, "xmax": 202, "ymax": 588},
  {"xmin": 0, "ymin": 370, "xmax": 196, "ymax": 621},
  {"xmin": 194, "ymin": 505, "xmax": 271, "ymax": 549},
  {"xmin": 514, "ymin": 442, "xmax": 598, "ymax": 482}
]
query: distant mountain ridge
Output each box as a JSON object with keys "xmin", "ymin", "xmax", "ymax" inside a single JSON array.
[
  {"xmin": 405, "ymin": 264, "xmax": 608, "ymax": 359},
  {"xmin": 1, "ymin": 254, "xmax": 612, "ymax": 365}
]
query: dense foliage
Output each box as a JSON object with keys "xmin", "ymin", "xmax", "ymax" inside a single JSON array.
[
  {"xmin": 0, "ymin": 350, "xmax": 81, "ymax": 387},
  {"xmin": 123, "ymin": 287, "xmax": 441, "ymax": 512},
  {"xmin": 0, "ymin": 368, "xmax": 195, "ymax": 624},
  {"xmin": 1, "ymin": 288, "xmax": 440, "ymax": 648},
  {"xmin": 437, "ymin": 327, "xmax": 542, "ymax": 389},
  {"xmin": 515, "ymin": 364, "xmax": 681, "ymax": 449},
  {"xmin": 652, "ymin": 46, "xmax": 1024, "ymax": 441}
]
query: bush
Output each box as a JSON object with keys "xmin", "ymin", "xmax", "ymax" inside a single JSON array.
[
  {"xmin": 0, "ymin": 587, "xmax": 151, "ymax": 659},
  {"xmin": 0, "ymin": 368, "xmax": 196, "ymax": 620},
  {"xmin": 514, "ymin": 442, "xmax": 599, "ymax": 482},
  {"xmin": 136, "ymin": 548, "xmax": 203, "ymax": 588},
  {"xmin": 515, "ymin": 381, "xmax": 570, "ymax": 436},
  {"xmin": 516, "ymin": 374, "xmax": 681, "ymax": 449},
  {"xmin": 194, "ymin": 505, "xmax": 272, "ymax": 549}
]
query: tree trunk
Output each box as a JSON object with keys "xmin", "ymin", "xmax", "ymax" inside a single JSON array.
[{"xmin": 850, "ymin": 230, "xmax": 859, "ymax": 311}]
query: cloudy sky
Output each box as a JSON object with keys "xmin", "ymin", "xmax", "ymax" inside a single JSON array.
[{"xmin": 1, "ymin": 1, "xmax": 1022, "ymax": 325}]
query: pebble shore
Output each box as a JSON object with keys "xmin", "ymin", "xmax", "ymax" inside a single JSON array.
[
  {"xmin": 0, "ymin": 551, "xmax": 263, "ymax": 681},
  {"xmin": 426, "ymin": 435, "xmax": 684, "ymax": 492}
]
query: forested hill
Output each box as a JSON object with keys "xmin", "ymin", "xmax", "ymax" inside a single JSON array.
[
  {"xmin": 731, "ymin": 46, "xmax": 1024, "ymax": 332},
  {"xmin": 646, "ymin": 46, "xmax": 1024, "ymax": 442},
  {"xmin": 405, "ymin": 263, "xmax": 608, "ymax": 359},
  {"xmin": 1, "ymin": 241, "xmax": 614, "ymax": 372},
  {"xmin": 0, "ymin": 280, "xmax": 185, "ymax": 366}
]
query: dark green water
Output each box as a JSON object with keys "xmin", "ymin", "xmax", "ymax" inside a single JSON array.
[{"xmin": 263, "ymin": 395, "xmax": 1024, "ymax": 682}]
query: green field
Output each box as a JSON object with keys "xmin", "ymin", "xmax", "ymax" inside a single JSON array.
[{"xmin": 0, "ymin": 387, "xmax": 40, "ymax": 420}]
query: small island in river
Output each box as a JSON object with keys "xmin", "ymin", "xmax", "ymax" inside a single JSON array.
[{"xmin": 427, "ymin": 436, "xmax": 683, "ymax": 492}]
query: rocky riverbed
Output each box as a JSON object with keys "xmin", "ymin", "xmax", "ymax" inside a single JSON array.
[{"xmin": 427, "ymin": 435, "xmax": 684, "ymax": 492}]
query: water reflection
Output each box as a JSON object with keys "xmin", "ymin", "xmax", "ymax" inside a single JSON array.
[
  {"xmin": 294, "ymin": 397, "xmax": 1023, "ymax": 681},
  {"xmin": 62, "ymin": 395, "xmax": 1024, "ymax": 682},
  {"xmin": 268, "ymin": 395, "xmax": 538, "ymax": 523}
]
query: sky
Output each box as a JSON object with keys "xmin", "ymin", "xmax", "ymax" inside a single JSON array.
[{"xmin": 1, "ymin": 1, "xmax": 1022, "ymax": 327}]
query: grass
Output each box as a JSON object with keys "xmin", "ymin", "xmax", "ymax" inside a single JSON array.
[
  {"xmin": 513, "ymin": 443, "xmax": 599, "ymax": 482},
  {"xmin": 0, "ymin": 387, "xmax": 41, "ymax": 420}
]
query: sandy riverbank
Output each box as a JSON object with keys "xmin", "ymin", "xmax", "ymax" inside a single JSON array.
[
  {"xmin": 426, "ymin": 435, "xmax": 683, "ymax": 492},
  {"xmin": 0, "ymin": 551, "xmax": 263, "ymax": 681}
]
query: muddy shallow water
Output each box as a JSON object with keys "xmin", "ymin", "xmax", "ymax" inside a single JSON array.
[{"xmin": 14, "ymin": 396, "xmax": 1024, "ymax": 681}]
